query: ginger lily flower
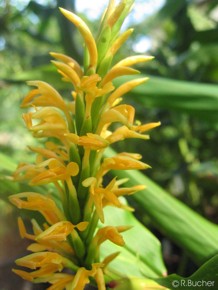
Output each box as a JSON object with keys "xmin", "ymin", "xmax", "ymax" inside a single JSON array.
[
  {"xmin": 10, "ymin": 1, "xmax": 160, "ymax": 289},
  {"xmin": 9, "ymin": 192, "xmax": 64, "ymax": 225}
]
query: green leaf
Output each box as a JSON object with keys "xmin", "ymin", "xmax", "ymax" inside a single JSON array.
[
  {"xmin": 2, "ymin": 64, "xmax": 72, "ymax": 91},
  {"xmin": 0, "ymin": 153, "xmax": 19, "ymax": 200},
  {"xmin": 110, "ymin": 254, "xmax": 218, "ymax": 289},
  {"xmin": 105, "ymin": 147, "xmax": 218, "ymax": 265},
  {"xmin": 100, "ymin": 202, "xmax": 167, "ymax": 279},
  {"xmin": 115, "ymin": 75, "xmax": 218, "ymax": 122},
  {"xmin": 156, "ymin": 254, "xmax": 218, "ymax": 290},
  {"xmin": 0, "ymin": 152, "xmax": 17, "ymax": 172}
]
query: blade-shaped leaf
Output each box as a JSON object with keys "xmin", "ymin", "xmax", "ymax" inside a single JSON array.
[
  {"xmin": 115, "ymin": 75, "xmax": 218, "ymax": 122},
  {"xmin": 100, "ymin": 203, "xmax": 167, "ymax": 279},
  {"xmin": 105, "ymin": 147, "xmax": 218, "ymax": 265},
  {"xmin": 111, "ymin": 254, "xmax": 218, "ymax": 289},
  {"xmin": 0, "ymin": 153, "xmax": 17, "ymax": 172},
  {"xmin": 156, "ymin": 254, "xmax": 218, "ymax": 289}
]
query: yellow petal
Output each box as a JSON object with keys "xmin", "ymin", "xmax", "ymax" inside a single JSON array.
[
  {"xmin": 80, "ymin": 74, "xmax": 101, "ymax": 90},
  {"xmin": 79, "ymin": 133, "xmax": 109, "ymax": 150},
  {"xmin": 97, "ymin": 108, "xmax": 130, "ymax": 133},
  {"xmin": 114, "ymin": 55, "xmax": 154, "ymax": 68},
  {"xmin": 107, "ymin": 2, "xmax": 125, "ymax": 27},
  {"xmin": 12, "ymin": 269, "xmax": 33, "ymax": 281},
  {"xmin": 107, "ymin": 77, "xmax": 149, "ymax": 105},
  {"xmin": 70, "ymin": 267, "xmax": 91, "ymax": 290},
  {"xmin": 76, "ymin": 221, "xmax": 89, "ymax": 231},
  {"xmin": 22, "ymin": 81, "xmax": 66, "ymax": 111},
  {"xmin": 109, "ymin": 28, "xmax": 133, "ymax": 56},
  {"xmin": 113, "ymin": 184, "xmax": 146, "ymax": 196},
  {"xmin": 22, "ymin": 112, "xmax": 33, "ymax": 129},
  {"xmin": 134, "ymin": 121, "xmax": 161, "ymax": 133},
  {"xmin": 36, "ymin": 221, "xmax": 75, "ymax": 242},
  {"xmin": 15, "ymin": 252, "xmax": 63, "ymax": 269},
  {"xmin": 59, "ymin": 8, "xmax": 98, "ymax": 70},
  {"xmin": 102, "ymin": 66, "xmax": 139, "ymax": 86},
  {"xmin": 46, "ymin": 273, "xmax": 74, "ymax": 290},
  {"xmin": 102, "ymin": 252, "xmax": 120, "ymax": 268},
  {"xmin": 95, "ymin": 226, "xmax": 128, "ymax": 246},
  {"xmin": 17, "ymin": 217, "xmax": 35, "ymax": 240},
  {"xmin": 50, "ymin": 52, "xmax": 83, "ymax": 77},
  {"xmin": 28, "ymin": 146, "xmax": 60, "ymax": 161},
  {"xmin": 100, "ymin": 0, "xmax": 115, "ymax": 25},
  {"xmin": 112, "ymin": 104, "xmax": 135, "ymax": 124},
  {"xmin": 10, "ymin": 192, "xmax": 64, "ymax": 224},
  {"xmin": 64, "ymin": 133, "xmax": 79, "ymax": 144},
  {"xmin": 107, "ymin": 126, "xmax": 150, "ymax": 144},
  {"xmin": 82, "ymin": 177, "xmax": 96, "ymax": 187},
  {"xmin": 101, "ymin": 153, "xmax": 150, "ymax": 173},
  {"xmin": 66, "ymin": 162, "xmax": 80, "ymax": 176},
  {"xmin": 95, "ymin": 268, "xmax": 106, "ymax": 290},
  {"xmin": 27, "ymin": 243, "xmax": 48, "ymax": 252},
  {"xmin": 51, "ymin": 60, "xmax": 81, "ymax": 87}
]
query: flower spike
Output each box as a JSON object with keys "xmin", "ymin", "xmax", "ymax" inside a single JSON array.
[{"xmin": 10, "ymin": 1, "xmax": 159, "ymax": 289}]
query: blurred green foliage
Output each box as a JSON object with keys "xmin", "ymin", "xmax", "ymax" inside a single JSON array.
[{"xmin": 1, "ymin": 0, "xmax": 218, "ymax": 283}]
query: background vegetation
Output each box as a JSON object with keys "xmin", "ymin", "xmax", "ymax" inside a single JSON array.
[{"xmin": 0, "ymin": 0, "xmax": 218, "ymax": 289}]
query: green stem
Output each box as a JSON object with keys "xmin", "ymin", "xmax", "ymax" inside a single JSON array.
[
  {"xmin": 66, "ymin": 178, "xmax": 81, "ymax": 223},
  {"xmin": 62, "ymin": 257, "xmax": 80, "ymax": 272},
  {"xmin": 85, "ymin": 210, "xmax": 99, "ymax": 247},
  {"xmin": 75, "ymin": 92, "xmax": 85, "ymax": 135},
  {"xmin": 77, "ymin": 149, "xmax": 91, "ymax": 208},
  {"xmin": 70, "ymin": 230, "xmax": 86, "ymax": 260}
]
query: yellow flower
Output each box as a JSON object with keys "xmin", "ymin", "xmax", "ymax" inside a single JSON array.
[
  {"xmin": 98, "ymin": 152, "xmax": 150, "ymax": 179},
  {"xmin": 17, "ymin": 217, "xmax": 75, "ymax": 257},
  {"xmin": 79, "ymin": 74, "xmax": 114, "ymax": 118},
  {"xmin": 50, "ymin": 52, "xmax": 83, "ymax": 77},
  {"xmin": 83, "ymin": 177, "xmax": 121, "ymax": 222},
  {"xmin": 21, "ymin": 81, "xmax": 67, "ymax": 112},
  {"xmin": 36, "ymin": 221, "xmax": 88, "ymax": 242},
  {"xmin": 15, "ymin": 252, "xmax": 64, "ymax": 270},
  {"xmin": 29, "ymin": 159, "xmax": 79, "ymax": 185},
  {"xmin": 70, "ymin": 264, "xmax": 105, "ymax": 290},
  {"xmin": 101, "ymin": 66, "xmax": 139, "ymax": 86},
  {"xmin": 9, "ymin": 192, "xmax": 64, "ymax": 225},
  {"xmin": 46, "ymin": 273, "xmax": 75, "ymax": 290},
  {"xmin": 51, "ymin": 60, "xmax": 81, "ymax": 87},
  {"xmin": 107, "ymin": 77, "xmax": 148, "ymax": 106},
  {"xmin": 94, "ymin": 226, "xmax": 130, "ymax": 246},
  {"xmin": 83, "ymin": 176, "xmax": 136, "ymax": 222},
  {"xmin": 23, "ymin": 107, "xmax": 69, "ymax": 141},
  {"xmin": 101, "ymin": 55, "xmax": 153, "ymax": 86},
  {"xmin": 79, "ymin": 133, "xmax": 109, "ymax": 150},
  {"xmin": 106, "ymin": 122, "xmax": 161, "ymax": 144},
  {"xmin": 133, "ymin": 121, "xmax": 161, "ymax": 133},
  {"xmin": 114, "ymin": 55, "xmax": 154, "ymax": 68},
  {"xmin": 12, "ymin": 252, "xmax": 76, "ymax": 283},
  {"xmin": 18, "ymin": 217, "xmax": 37, "ymax": 240},
  {"xmin": 106, "ymin": 125, "xmax": 149, "ymax": 143},
  {"xmin": 85, "ymin": 226, "xmax": 130, "ymax": 268},
  {"xmin": 59, "ymin": 8, "xmax": 98, "ymax": 72},
  {"xmin": 96, "ymin": 104, "xmax": 136, "ymax": 134},
  {"xmin": 13, "ymin": 162, "xmax": 44, "ymax": 182},
  {"xmin": 28, "ymin": 142, "xmax": 68, "ymax": 163}
]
